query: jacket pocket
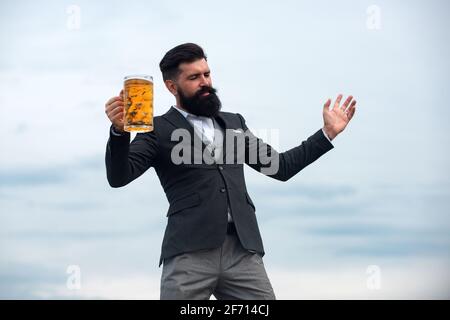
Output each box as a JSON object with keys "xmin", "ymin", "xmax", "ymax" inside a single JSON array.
[
  {"xmin": 245, "ymin": 192, "xmax": 256, "ymax": 211},
  {"xmin": 167, "ymin": 192, "xmax": 201, "ymax": 217}
]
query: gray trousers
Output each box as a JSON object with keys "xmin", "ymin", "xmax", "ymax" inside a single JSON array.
[{"xmin": 160, "ymin": 232, "xmax": 276, "ymax": 300}]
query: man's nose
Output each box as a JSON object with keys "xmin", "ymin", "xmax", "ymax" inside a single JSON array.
[{"xmin": 199, "ymin": 75, "xmax": 210, "ymax": 87}]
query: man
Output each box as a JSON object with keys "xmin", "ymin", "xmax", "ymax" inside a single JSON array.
[{"xmin": 104, "ymin": 43, "xmax": 356, "ymax": 300}]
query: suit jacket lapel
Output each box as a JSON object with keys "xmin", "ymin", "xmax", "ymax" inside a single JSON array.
[
  {"xmin": 162, "ymin": 106, "xmax": 209, "ymax": 152},
  {"xmin": 162, "ymin": 106, "xmax": 193, "ymax": 133},
  {"xmin": 213, "ymin": 113, "xmax": 231, "ymax": 164}
]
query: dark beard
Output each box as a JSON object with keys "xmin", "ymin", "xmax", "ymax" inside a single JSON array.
[{"xmin": 178, "ymin": 86, "xmax": 222, "ymax": 117}]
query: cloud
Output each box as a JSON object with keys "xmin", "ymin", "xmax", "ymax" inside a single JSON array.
[
  {"xmin": 336, "ymin": 239, "xmax": 450, "ymax": 258},
  {"xmin": 0, "ymin": 169, "xmax": 68, "ymax": 187},
  {"xmin": 0, "ymin": 153, "xmax": 105, "ymax": 187},
  {"xmin": 268, "ymin": 259, "xmax": 450, "ymax": 299},
  {"xmin": 0, "ymin": 263, "xmax": 64, "ymax": 299}
]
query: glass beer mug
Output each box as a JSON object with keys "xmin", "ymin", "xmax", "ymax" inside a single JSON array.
[{"xmin": 123, "ymin": 74, "xmax": 153, "ymax": 132}]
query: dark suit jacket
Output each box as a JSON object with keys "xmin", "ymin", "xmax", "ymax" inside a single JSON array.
[{"xmin": 105, "ymin": 106, "xmax": 334, "ymax": 265}]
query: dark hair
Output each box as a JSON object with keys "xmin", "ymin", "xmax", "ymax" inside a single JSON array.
[{"xmin": 159, "ymin": 43, "xmax": 207, "ymax": 81}]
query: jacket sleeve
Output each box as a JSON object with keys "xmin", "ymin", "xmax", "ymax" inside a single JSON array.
[
  {"xmin": 236, "ymin": 113, "xmax": 334, "ymax": 182},
  {"xmin": 105, "ymin": 125, "xmax": 159, "ymax": 187}
]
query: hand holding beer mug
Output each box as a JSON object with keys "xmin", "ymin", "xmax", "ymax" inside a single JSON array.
[{"xmin": 105, "ymin": 74, "xmax": 154, "ymax": 133}]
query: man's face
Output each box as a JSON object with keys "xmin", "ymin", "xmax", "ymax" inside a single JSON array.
[
  {"xmin": 172, "ymin": 58, "xmax": 222, "ymax": 117},
  {"xmin": 177, "ymin": 58, "xmax": 212, "ymax": 96}
]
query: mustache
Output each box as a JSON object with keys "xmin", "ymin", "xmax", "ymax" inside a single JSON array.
[{"xmin": 195, "ymin": 86, "xmax": 217, "ymax": 97}]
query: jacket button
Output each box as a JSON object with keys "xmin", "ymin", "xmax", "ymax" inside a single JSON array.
[
  {"xmin": 218, "ymin": 165, "xmax": 224, "ymax": 170},
  {"xmin": 220, "ymin": 188, "xmax": 226, "ymax": 193}
]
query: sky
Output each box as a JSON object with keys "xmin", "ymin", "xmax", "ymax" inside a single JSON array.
[{"xmin": 0, "ymin": 0, "xmax": 449, "ymax": 299}]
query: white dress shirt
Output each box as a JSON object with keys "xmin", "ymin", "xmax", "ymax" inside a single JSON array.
[{"xmin": 173, "ymin": 105, "xmax": 215, "ymax": 145}]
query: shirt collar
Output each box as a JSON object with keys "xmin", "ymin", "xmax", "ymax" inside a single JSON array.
[
  {"xmin": 173, "ymin": 105, "xmax": 211, "ymax": 121},
  {"xmin": 173, "ymin": 105, "xmax": 189, "ymax": 118}
]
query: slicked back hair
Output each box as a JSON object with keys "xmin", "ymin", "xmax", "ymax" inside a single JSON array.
[{"xmin": 159, "ymin": 43, "xmax": 207, "ymax": 81}]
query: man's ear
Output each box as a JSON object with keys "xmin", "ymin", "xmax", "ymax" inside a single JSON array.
[{"xmin": 164, "ymin": 80, "xmax": 178, "ymax": 96}]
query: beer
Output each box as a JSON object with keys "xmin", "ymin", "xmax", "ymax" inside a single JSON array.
[{"xmin": 123, "ymin": 75, "xmax": 153, "ymax": 132}]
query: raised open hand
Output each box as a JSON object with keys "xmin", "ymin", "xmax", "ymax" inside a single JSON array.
[{"xmin": 322, "ymin": 94, "xmax": 356, "ymax": 140}]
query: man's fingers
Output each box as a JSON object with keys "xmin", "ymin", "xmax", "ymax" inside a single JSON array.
[
  {"xmin": 111, "ymin": 100, "xmax": 124, "ymax": 108},
  {"xmin": 333, "ymin": 94, "xmax": 343, "ymax": 109},
  {"xmin": 106, "ymin": 100, "xmax": 124, "ymax": 113},
  {"xmin": 347, "ymin": 103, "xmax": 356, "ymax": 120},
  {"xmin": 105, "ymin": 96, "xmax": 123, "ymax": 109},
  {"xmin": 109, "ymin": 105, "xmax": 124, "ymax": 118},
  {"xmin": 341, "ymin": 96, "xmax": 353, "ymax": 109},
  {"xmin": 111, "ymin": 112, "xmax": 124, "ymax": 123},
  {"xmin": 105, "ymin": 96, "xmax": 119, "ymax": 107},
  {"xmin": 323, "ymin": 98, "xmax": 331, "ymax": 110},
  {"xmin": 345, "ymin": 100, "xmax": 356, "ymax": 112},
  {"xmin": 105, "ymin": 103, "xmax": 124, "ymax": 120},
  {"xmin": 111, "ymin": 107, "xmax": 124, "ymax": 120}
]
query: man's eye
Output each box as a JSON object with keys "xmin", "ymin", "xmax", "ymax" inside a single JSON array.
[{"xmin": 205, "ymin": 73, "xmax": 210, "ymax": 78}]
